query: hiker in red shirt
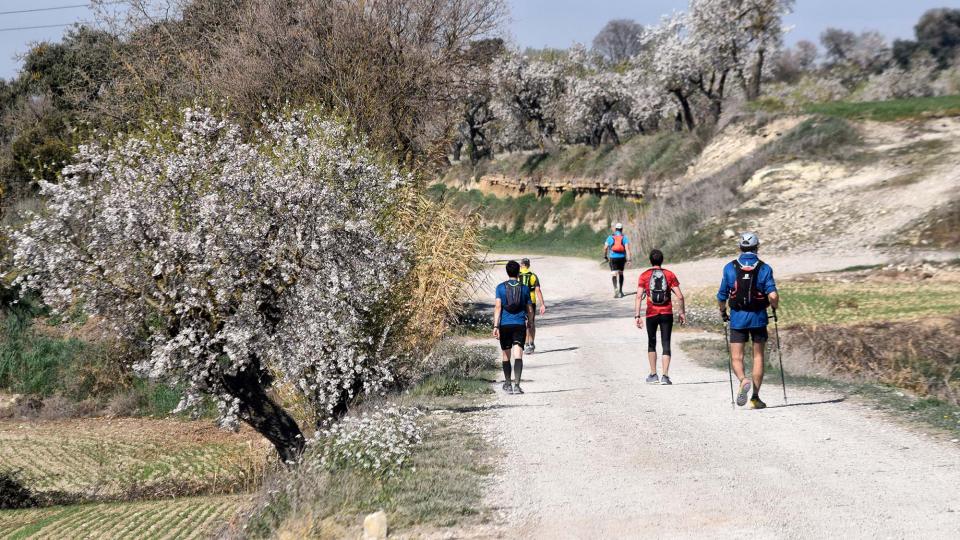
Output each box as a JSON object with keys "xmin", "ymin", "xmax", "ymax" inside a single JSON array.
[{"xmin": 635, "ymin": 249, "xmax": 686, "ymax": 385}]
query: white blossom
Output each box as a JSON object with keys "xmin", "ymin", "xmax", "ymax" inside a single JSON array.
[{"xmin": 12, "ymin": 107, "xmax": 412, "ymax": 429}]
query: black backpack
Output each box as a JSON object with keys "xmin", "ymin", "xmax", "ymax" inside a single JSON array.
[
  {"xmin": 502, "ymin": 280, "xmax": 526, "ymax": 314},
  {"xmin": 729, "ymin": 260, "xmax": 769, "ymax": 311},
  {"xmin": 649, "ymin": 269, "xmax": 670, "ymax": 306}
]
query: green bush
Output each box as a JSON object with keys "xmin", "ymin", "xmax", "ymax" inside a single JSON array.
[{"xmin": 0, "ymin": 302, "xmax": 185, "ymax": 416}]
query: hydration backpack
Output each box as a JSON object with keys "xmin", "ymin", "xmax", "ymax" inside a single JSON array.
[
  {"xmin": 502, "ymin": 281, "xmax": 526, "ymax": 314},
  {"xmin": 519, "ymin": 271, "xmax": 537, "ymax": 291},
  {"xmin": 611, "ymin": 234, "xmax": 626, "ymax": 254},
  {"xmin": 649, "ymin": 269, "xmax": 670, "ymax": 306},
  {"xmin": 729, "ymin": 260, "xmax": 769, "ymax": 311}
]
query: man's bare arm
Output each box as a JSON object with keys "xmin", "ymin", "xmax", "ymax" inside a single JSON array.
[{"xmin": 672, "ymin": 286, "xmax": 686, "ymax": 324}]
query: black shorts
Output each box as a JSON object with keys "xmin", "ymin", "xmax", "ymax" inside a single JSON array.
[
  {"xmin": 730, "ymin": 326, "xmax": 769, "ymax": 344},
  {"xmin": 608, "ymin": 258, "xmax": 626, "ymax": 271},
  {"xmin": 498, "ymin": 324, "xmax": 527, "ymax": 351}
]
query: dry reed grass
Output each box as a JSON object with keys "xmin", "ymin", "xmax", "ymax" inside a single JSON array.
[{"xmin": 787, "ymin": 316, "xmax": 960, "ymax": 405}]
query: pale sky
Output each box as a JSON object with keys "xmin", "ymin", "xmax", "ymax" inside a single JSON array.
[{"xmin": 1, "ymin": 1, "xmax": 959, "ymax": 80}]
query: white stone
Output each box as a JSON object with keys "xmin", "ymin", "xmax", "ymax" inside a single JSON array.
[{"xmin": 363, "ymin": 510, "xmax": 388, "ymax": 540}]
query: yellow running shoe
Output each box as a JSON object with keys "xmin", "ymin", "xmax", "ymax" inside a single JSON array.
[{"xmin": 749, "ymin": 397, "xmax": 767, "ymax": 409}]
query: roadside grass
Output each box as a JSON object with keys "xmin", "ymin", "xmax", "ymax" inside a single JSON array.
[
  {"xmin": 241, "ymin": 343, "xmax": 499, "ymax": 538},
  {"xmin": 804, "ymin": 95, "xmax": 960, "ymax": 122},
  {"xmin": 681, "ymin": 338, "xmax": 960, "ymax": 436},
  {"xmin": 0, "ymin": 418, "xmax": 269, "ymax": 501},
  {"xmin": 686, "ymin": 280, "xmax": 960, "ymax": 327},
  {"xmin": 484, "ymin": 224, "xmax": 605, "ymax": 259},
  {"xmin": 772, "ymin": 281, "xmax": 960, "ymax": 326},
  {"xmin": 0, "ymin": 494, "xmax": 245, "ymax": 539}
]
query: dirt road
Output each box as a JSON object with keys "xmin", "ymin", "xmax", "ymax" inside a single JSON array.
[{"xmin": 475, "ymin": 254, "xmax": 960, "ymax": 538}]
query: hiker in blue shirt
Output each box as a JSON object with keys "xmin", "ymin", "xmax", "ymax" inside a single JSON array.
[
  {"xmin": 717, "ymin": 232, "xmax": 780, "ymax": 409},
  {"xmin": 603, "ymin": 223, "xmax": 632, "ymax": 298},
  {"xmin": 494, "ymin": 260, "xmax": 533, "ymax": 395}
]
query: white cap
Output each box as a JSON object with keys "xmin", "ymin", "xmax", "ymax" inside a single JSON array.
[
  {"xmin": 739, "ymin": 231, "xmax": 760, "ymax": 248},
  {"xmin": 615, "ymin": 222, "xmax": 623, "ymax": 230}
]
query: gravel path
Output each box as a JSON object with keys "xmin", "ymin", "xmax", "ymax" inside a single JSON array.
[{"xmin": 474, "ymin": 253, "xmax": 960, "ymax": 538}]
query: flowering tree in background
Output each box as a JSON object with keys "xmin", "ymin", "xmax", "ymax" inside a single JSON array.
[
  {"xmin": 562, "ymin": 45, "xmax": 630, "ymax": 146},
  {"xmin": 641, "ymin": 14, "xmax": 700, "ymax": 130},
  {"xmin": 12, "ymin": 107, "xmax": 411, "ymax": 463},
  {"xmin": 492, "ymin": 52, "xmax": 566, "ymax": 148}
]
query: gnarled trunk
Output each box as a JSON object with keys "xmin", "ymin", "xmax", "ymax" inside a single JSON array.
[{"xmin": 222, "ymin": 365, "xmax": 304, "ymax": 465}]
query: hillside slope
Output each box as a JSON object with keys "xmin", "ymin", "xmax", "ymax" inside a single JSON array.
[{"xmin": 437, "ymin": 111, "xmax": 960, "ymax": 259}]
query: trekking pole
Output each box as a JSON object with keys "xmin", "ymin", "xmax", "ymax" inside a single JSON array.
[
  {"xmin": 772, "ymin": 307, "xmax": 788, "ymax": 403},
  {"xmin": 723, "ymin": 319, "xmax": 735, "ymax": 409}
]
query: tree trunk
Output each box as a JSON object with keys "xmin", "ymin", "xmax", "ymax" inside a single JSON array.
[
  {"xmin": 747, "ymin": 48, "xmax": 765, "ymax": 101},
  {"xmin": 672, "ymin": 90, "xmax": 695, "ymax": 131},
  {"xmin": 222, "ymin": 366, "xmax": 304, "ymax": 464}
]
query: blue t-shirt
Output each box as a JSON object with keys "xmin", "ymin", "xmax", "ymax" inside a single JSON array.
[
  {"xmin": 716, "ymin": 253, "xmax": 777, "ymax": 330},
  {"xmin": 495, "ymin": 280, "xmax": 530, "ymax": 326},
  {"xmin": 605, "ymin": 234, "xmax": 629, "ymax": 259}
]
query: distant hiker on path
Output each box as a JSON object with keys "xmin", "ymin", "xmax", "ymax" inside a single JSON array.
[
  {"xmin": 603, "ymin": 223, "xmax": 632, "ymax": 298},
  {"xmin": 635, "ymin": 249, "xmax": 686, "ymax": 385},
  {"xmin": 519, "ymin": 258, "xmax": 546, "ymax": 354},
  {"xmin": 494, "ymin": 260, "xmax": 534, "ymax": 395},
  {"xmin": 717, "ymin": 232, "xmax": 780, "ymax": 409}
]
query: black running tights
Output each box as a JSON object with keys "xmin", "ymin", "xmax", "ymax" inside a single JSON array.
[{"xmin": 646, "ymin": 314, "xmax": 673, "ymax": 356}]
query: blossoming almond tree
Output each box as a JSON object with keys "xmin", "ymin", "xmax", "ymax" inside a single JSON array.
[
  {"xmin": 492, "ymin": 52, "xmax": 566, "ymax": 149},
  {"xmin": 12, "ymin": 107, "xmax": 410, "ymax": 463}
]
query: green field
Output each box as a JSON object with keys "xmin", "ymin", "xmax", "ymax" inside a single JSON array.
[
  {"xmin": 0, "ymin": 495, "xmax": 245, "ymax": 539},
  {"xmin": 0, "ymin": 418, "xmax": 268, "ymax": 500},
  {"xmin": 804, "ymin": 95, "xmax": 960, "ymax": 122},
  {"xmin": 689, "ymin": 279, "xmax": 960, "ymax": 327}
]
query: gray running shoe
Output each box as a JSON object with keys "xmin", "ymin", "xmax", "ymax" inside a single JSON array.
[
  {"xmin": 660, "ymin": 375, "xmax": 673, "ymax": 385},
  {"xmin": 524, "ymin": 344, "xmax": 534, "ymax": 354},
  {"xmin": 736, "ymin": 380, "xmax": 752, "ymax": 406},
  {"xmin": 645, "ymin": 373, "xmax": 659, "ymax": 384},
  {"xmin": 613, "ymin": 290, "xmax": 620, "ymax": 298},
  {"xmin": 512, "ymin": 384, "xmax": 524, "ymax": 394},
  {"xmin": 503, "ymin": 381, "xmax": 513, "ymax": 394}
]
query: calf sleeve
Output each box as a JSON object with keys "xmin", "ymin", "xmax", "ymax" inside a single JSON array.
[
  {"xmin": 502, "ymin": 360, "xmax": 512, "ymax": 382},
  {"xmin": 611, "ymin": 276, "xmax": 618, "ymax": 289},
  {"xmin": 618, "ymin": 274, "xmax": 624, "ymax": 289},
  {"xmin": 514, "ymin": 358, "xmax": 523, "ymax": 384}
]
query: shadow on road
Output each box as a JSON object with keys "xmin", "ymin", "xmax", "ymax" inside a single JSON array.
[
  {"xmin": 532, "ymin": 347, "xmax": 580, "ymax": 354},
  {"xmin": 671, "ymin": 380, "xmax": 728, "ymax": 385},
  {"xmin": 448, "ymin": 404, "xmax": 544, "ymax": 414},
  {"xmin": 765, "ymin": 397, "xmax": 847, "ymax": 409},
  {"xmin": 524, "ymin": 388, "xmax": 587, "ymax": 395}
]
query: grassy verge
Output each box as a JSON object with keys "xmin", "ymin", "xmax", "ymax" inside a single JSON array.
[
  {"xmin": 686, "ymin": 279, "xmax": 960, "ymax": 327},
  {"xmin": 681, "ymin": 338, "xmax": 960, "ymax": 436},
  {"xmin": 240, "ymin": 342, "xmax": 500, "ymax": 538},
  {"xmin": 444, "ymin": 130, "xmax": 704, "ymax": 184},
  {"xmin": 803, "ymin": 95, "xmax": 960, "ymax": 121}
]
